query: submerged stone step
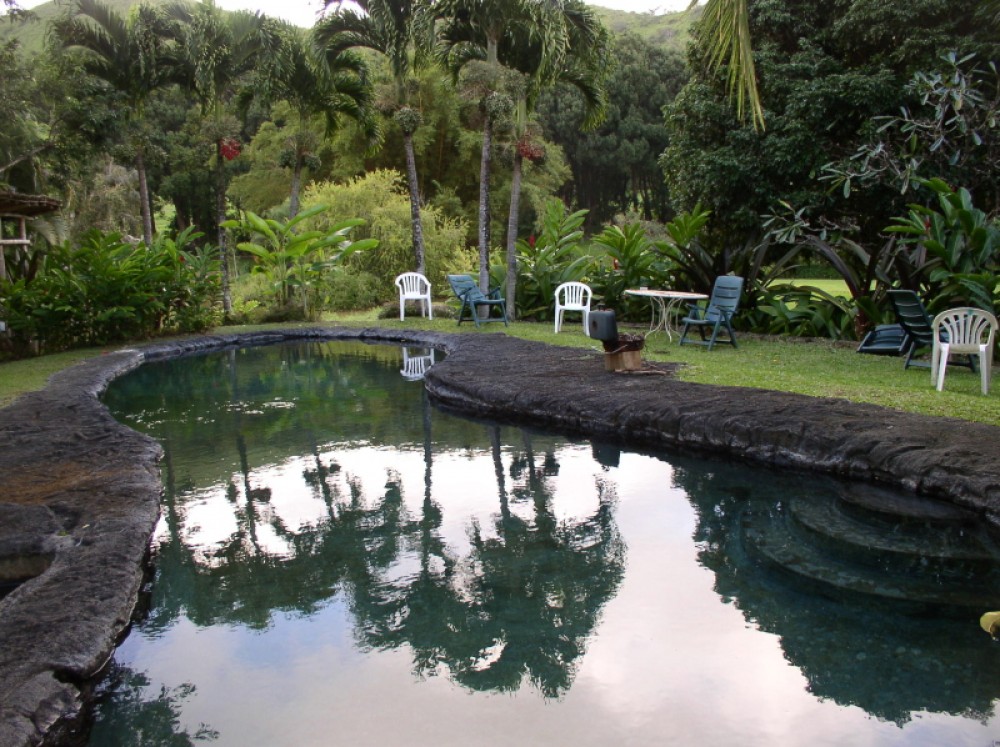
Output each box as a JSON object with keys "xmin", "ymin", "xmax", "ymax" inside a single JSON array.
[
  {"xmin": 837, "ymin": 483, "xmax": 978, "ymax": 524},
  {"xmin": 744, "ymin": 515, "xmax": 1000, "ymax": 609},
  {"xmin": 788, "ymin": 494, "xmax": 996, "ymax": 565}
]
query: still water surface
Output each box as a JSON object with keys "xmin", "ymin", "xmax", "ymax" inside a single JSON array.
[{"xmin": 94, "ymin": 341, "xmax": 1000, "ymax": 746}]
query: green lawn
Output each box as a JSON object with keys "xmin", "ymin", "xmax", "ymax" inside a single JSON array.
[
  {"xmin": 3, "ymin": 312, "xmax": 999, "ymax": 427},
  {"xmin": 320, "ymin": 309, "xmax": 1000, "ymax": 426},
  {"xmin": 772, "ymin": 278, "xmax": 854, "ymax": 297}
]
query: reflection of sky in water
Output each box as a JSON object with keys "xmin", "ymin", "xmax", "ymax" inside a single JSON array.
[
  {"xmin": 177, "ymin": 445, "xmax": 613, "ymax": 562},
  {"xmin": 96, "ymin": 342, "xmax": 1000, "ymax": 747}
]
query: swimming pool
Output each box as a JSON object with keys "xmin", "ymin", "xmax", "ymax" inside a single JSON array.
[{"xmin": 90, "ymin": 340, "xmax": 1000, "ymax": 746}]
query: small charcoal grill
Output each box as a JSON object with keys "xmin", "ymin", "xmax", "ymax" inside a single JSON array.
[{"xmin": 588, "ymin": 310, "xmax": 644, "ymax": 371}]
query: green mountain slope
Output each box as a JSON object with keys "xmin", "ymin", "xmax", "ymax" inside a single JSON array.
[
  {"xmin": 591, "ymin": 4, "xmax": 698, "ymax": 54},
  {"xmin": 2, "ymin": 0, "xmax": 152, "ymax": 54}
]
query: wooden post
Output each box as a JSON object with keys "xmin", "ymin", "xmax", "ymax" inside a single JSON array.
[{"xmin": 604, "ymin": 349, "xmax": 643, "ymax": 371}]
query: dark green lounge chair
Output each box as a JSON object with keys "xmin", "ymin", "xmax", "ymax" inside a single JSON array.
[
  {"xmin": 856, "ymin": 323, "xmax": 909, "ymax": 356},
  {"xmin": 679, "ymin": 275, "xmax": 744, "ymax": 350},
  {"xmin": 887, "ymin": 289, "xmax": 975, "ymax": 371},
  {"xmin": 447, "ymin": 274, "xmax": 508, "ymax": 328}
]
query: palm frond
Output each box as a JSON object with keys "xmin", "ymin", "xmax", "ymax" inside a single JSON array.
[{"xmin": 697, "ymin": 0, "xmax": 764, "ymax": 130}]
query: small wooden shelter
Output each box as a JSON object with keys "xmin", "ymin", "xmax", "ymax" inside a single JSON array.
[{"xmin": 0, "ymin": 191, "xmax": 62, "ymax": 282}]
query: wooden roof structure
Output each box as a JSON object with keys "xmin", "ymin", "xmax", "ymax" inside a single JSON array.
[
  {"xmin": 0, "ymin": 191, "xmax": 62, "ymax": 218},
  {"xmin": 0, "ymin": 191, "xmax": 62, "ymax": 283}
]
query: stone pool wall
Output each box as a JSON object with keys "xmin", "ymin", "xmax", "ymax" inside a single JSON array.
[{"xmin": 1, "ymin": 327, "xmax": 998, "ymax": 746}]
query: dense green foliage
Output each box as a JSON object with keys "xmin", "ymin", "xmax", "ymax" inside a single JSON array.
[
  {"xmin": 300, "ymin": 169, "xmax": 471, "ymax": 298},
  {"xmin": 505, "ymin": 199, "xmax": 591, "ymax": 320},
  {"xmin": 221, "ymin": 205, "xmax": 378, "ymax": 320},
  {"xmin": 662, "ymin": 0, "xmax": 999, "ymax": 245},
  {"xmin": 0, "ymin": 228, "xmax": 218, "ymax": 356},
  {"xmin": 4, "ymin": 0, "xmax": 1000, "ymax": 360},
  {"xmin": 537, "ymin": 32, "xmax": 687, "ymax": 229}
]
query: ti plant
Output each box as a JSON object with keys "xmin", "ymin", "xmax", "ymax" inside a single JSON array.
[
  {"xmin": 886, "ymin": 177, "xmax": 1000, "ymax": 313},
  {"xmin": 501, "ymin": 200, "xmax": 593, "ymax": 321}
]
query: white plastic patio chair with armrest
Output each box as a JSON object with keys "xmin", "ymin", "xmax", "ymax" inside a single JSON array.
[
  {"xmin": 931, "ymin": 307, "xmax": 997, "ymax": 395},
  {"xmin": 394, "ymin": 272, "xmax": 433, "ymax": 321},
  {"xmin": 400, "ymin": 346, "xmax": 436, "ymax": 380},
  {"xmin": 554, "ymin": 282, "xmax": 592, "ymax": 335}
]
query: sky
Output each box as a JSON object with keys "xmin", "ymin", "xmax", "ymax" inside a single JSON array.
[{"xmin": 21, "ymin": 0, "xmax": 694, "ymax": 30}]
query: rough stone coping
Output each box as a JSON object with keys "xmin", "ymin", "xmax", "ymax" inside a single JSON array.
[{"xmin": 2, "ymin": 326, "xmax": 999, "ymax": 746}]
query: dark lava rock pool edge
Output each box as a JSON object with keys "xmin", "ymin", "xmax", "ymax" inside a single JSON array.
[{"xmin": 1, "ymin": 326, "xmax": 998, "ymax": 747}]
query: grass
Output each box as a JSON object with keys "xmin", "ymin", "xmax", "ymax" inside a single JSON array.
[
  {"xmin": 0, "ymin": 347, "xmax": 109, "ymax": 409},
  {"xmin": 772, "ymin": 278, "xmax": 854, "ymax": 296},
  {"xmin": 3, "ymin": 307, "xmax": 999, "ymax": 427}
]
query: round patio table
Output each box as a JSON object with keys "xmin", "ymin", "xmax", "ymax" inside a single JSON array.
[{"xmin": 625, "ymin": 288, "xmax": 709, "ymax": 341}]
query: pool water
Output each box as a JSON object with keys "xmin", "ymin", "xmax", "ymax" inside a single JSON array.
[{"xmin": 92, "ymin": 341, "xmax": 1000, "ymax": 746}]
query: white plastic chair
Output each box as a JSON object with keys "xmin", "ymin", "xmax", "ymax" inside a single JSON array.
[
  {"xmin": 554, "ymin": 282, "xmax": 592, "ymax": 335},
  {"xmin": 394, "ymin": 272, "xmax": 433, "ymax": 320},
  {"xmin": 400, "ymin": 347, "xmax": 436, "ymax": 380},
  {"xmin": 931, "ymin": 307, "xmax": 997, "ymax": 395}
]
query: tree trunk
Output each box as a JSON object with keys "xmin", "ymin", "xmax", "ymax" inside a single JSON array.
[
  {"xmin": 289, "ymin": 156, "xmax": 302, "ymax": 219},
  {"xmin": 215, "ymin": 140, "xmax": 232, "ymax": 316},
  {"xmin": 403, "ymin": 131, "xmax": 426, "ymax": 276},
  {"xmin": 136, "ymin": 145, "xmax": 153, "ymax": 246},
  {"xmin": 478, "ymin": 118, "xmax": 492, "ymax": 294},
  {"xmin": 505, "ymin": 150, "xmax": 523, "ymax": 320}
]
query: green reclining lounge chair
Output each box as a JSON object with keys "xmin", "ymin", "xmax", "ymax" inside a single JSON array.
[
  {"xmin": 888, "ymin": 289, "xmax": 976, "ymax": 372},
  {"xmin": 856, "ymin": 323, "xmax": 910, "ymax": 356},
  {"xmin": 447, "ymin": 274, "xmax": 508, "ymax": 328},
  {"xmin": 679, "ymin": 275, "xmax": 744, "ymax": 350}
]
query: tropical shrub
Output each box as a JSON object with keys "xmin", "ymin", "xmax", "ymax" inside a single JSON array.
[
  {"xmin": 590, "ymin": 223, "xmax": 664, "ymax": 321},
  {"xmin": 886, "ymin": 178, "xmax": 1000, "ymax": 313},
  {"xmin": 750, "ymin": 284, "xmax": 858, "ymax": 339},
  {"xmin": 222, "ymin": 205, "xmax": 377, "ymax": 320},
  {"xmin": 322, "ymin": 270, "xmax": 383, "ymax": 312},
  {"xmin": 502, "ymin": 200, "xmax": 593, "ymax": 321},
  {"xmin": 649, "ymin": 206, "xmax": 714, "ymax": 291},
  {"xmin": 0, "ymin": 228, "xmax": 219, "ymax": 357}
]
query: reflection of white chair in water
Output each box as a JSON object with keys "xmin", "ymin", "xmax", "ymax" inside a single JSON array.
[
  {"xmin": 931, "ymin": 307, "xmax": 997, "ymax": 395},
  {"xmin": 401, "ymin": 347, "xmax": 436, "ymax": 380},
  {"xmin": 394, "ymin": 272, "xmax": 433, "ymax": 320},
  {"xmin": 554, "ymin": 282, "xmax": 592, "ymax": 335}
]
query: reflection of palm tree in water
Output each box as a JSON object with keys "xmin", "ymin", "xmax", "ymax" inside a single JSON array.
[
  {"xmin": 136, "ymin": 342, "xmax": 627, "ymax": 699},
  {"xmin": 672, "ymin": 459, "xmax": 1000, "ymax": 724},
  {"xmin": 154, "ymin": 420, "xmax": 626, "ymax": 698},
  {"xmin": 353, "ymin": 425, "xmax": 626, "ymax": 699},
  {"xmin": 88, "ymin": 662, "xmax": 219, "ymax": 746},
  {"xmin": 454, "ymin": 429, "xmax": 625, "ymax": 697}
]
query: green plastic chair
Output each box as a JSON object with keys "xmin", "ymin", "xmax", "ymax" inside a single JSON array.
[
  {"xmin": 447, "ymin": 274, "xmax": 508, "ymax": 328},
  {"xmin": 678, "ymin": 275, "xmax": 744, "ymax": 350},
  {"xmin": 888, "ymin": 289, "xmax": 976, "ymax": 372},
  {"xmin": 857, "ymin": 323, "xmax": 910, "ymax": 356}
]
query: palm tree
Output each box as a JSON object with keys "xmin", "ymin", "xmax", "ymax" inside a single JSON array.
[
  {"xmin": 165, "ymin": 0, "xmax": 285, "ymax": 315},
  {"xmin": 54, "ymin": 0, "xmax": 174, "ymax": 245},
  {"xmin": 273, "ymin": 25, "xmax": 379, "ymax": 218},
  {"xmin": 315, "ymin": 0, "xmax": 432, "ymax": 273},
  {"xmin": 500, "ymin": 0, "xmax": 609, "ymax": 317},
  {"xmin": 436, "ymin": 0, "xmax": 531, "ymax": 292}
]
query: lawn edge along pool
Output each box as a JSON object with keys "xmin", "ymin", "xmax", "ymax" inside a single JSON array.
[{"xmin": 2, "ymin": 325, "xmax": 999, "ymax": 747}]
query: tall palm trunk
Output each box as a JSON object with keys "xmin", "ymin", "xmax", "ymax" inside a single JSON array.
[
  {"xmin": 477, "ymin": 34, "xmax": 501, "ymax": 295},
  {"xmin": 478, "ymin": 118, "xmax": 492, "ymax": 293},
  {"xmin": 403, "ymin": 131, "xmax": 427, "ymax": 275},
  {"xmin": 289, "ymin": 156, "xmax": 303, "ymax": 219},
  {"xmin": 504, "ymin": 149, "xmax": 523, "ymax": 319},
  {"xmin": 136, "ymin": 145, "xmax": 153, "ymax": 245},
  {"xmin": 215, "ymin": 139, "xmax": 232, "ymax": 316}
]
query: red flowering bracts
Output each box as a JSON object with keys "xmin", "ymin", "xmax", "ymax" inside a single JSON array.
[{"xmin": 220, "ymin": 138, "xmax": 241, "ymax": 161}]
